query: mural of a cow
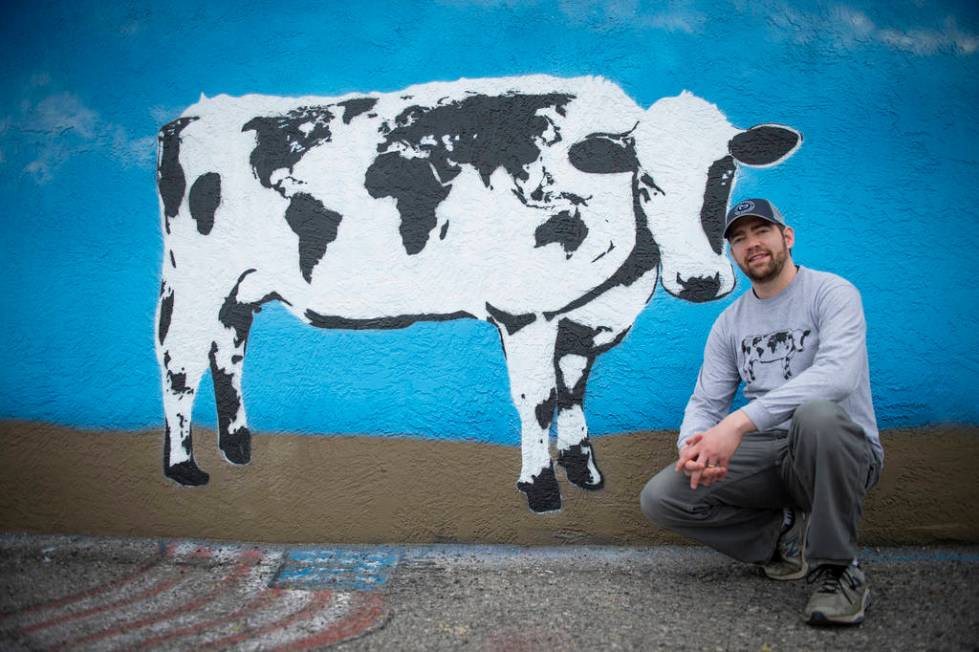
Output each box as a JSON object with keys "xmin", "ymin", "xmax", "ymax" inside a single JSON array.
[{"xmin": 155, "ymin": 75, "xmax": 801, "ymax": 512}]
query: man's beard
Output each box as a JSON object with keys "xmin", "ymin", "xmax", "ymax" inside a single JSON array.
[{"xmin": 738, "ymin": 239, "xmax": 788, "ymax": 283}]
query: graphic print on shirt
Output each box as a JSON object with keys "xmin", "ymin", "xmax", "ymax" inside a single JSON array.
[{"xmin": 740, "ymin": 329, "xmax": 812, "ymax": 383}]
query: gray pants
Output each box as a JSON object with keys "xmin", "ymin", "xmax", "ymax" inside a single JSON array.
[{"xmin": 639, "ymin": 400, "xmax": 881, "ymax": 567}]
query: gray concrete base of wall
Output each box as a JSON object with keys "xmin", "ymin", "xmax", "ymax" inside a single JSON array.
[{"xmin": 0, "ymin": 421, "xmax": 975, "ymax": 545}]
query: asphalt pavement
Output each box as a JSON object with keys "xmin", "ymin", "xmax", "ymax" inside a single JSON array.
[{"xmin": 0, "ymin": 532, "xmax": 976, "ymax": 651}]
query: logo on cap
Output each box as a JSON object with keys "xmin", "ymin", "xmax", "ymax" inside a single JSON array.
[{"xmin": 734, "ymin": 200, "xmax": 755, "ymax": 215}]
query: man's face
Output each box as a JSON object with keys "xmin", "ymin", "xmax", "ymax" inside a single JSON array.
[{"xmin": 727, "ymin": 216, "xmax": 794, "ymax": 283}]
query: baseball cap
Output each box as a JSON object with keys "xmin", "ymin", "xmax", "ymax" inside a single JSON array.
[{"xmin": 723, "ymin": 198, "xmax": 785, "ymax": 239}]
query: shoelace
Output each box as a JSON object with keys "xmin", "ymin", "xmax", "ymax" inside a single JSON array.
[{"xmin": 807, "ymin": 565, "xmax": 854, "ymax": 593}]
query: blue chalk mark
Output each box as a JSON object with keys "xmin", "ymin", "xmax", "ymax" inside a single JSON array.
[{"xmin": 273, "ymin": 548, "xmax": 400, "ymax": 591}]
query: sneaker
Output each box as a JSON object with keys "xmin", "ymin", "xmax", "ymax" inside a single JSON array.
[
  {"xmin": 804, "ymin": 564, "xmax": 870, "ymax": 626},
  {"xmin": 763, "ymin": 509, "xmax": 809, "ymax": 580}
]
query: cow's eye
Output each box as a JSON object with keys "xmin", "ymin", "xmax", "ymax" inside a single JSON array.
[{"xmin": 568, "ymin": 137, "xmax": 637, "ymax": 174}]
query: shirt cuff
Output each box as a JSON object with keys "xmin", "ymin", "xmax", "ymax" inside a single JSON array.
[{"xmin": 741, "ymin": 401, "xmax": 778, "ymax": 432}]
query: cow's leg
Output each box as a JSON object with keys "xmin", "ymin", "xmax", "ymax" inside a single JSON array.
[
  {"xmin": 157, "ymin": 281, "xmax": 210, "ymax": 486},
  {"xmin": 209, "ymin": 331, "xmax": 251, "ymax": 466},
  {"xmin": 553, "ymin": 319, "xmax": 607, "ymax": 490},
  {"xmin": 498, "ymin": 319, "xmax": 561, "ymax": 513},
  {"xmin": 208, "ymin": 269, "xmax": 281, "ymax": 465}
]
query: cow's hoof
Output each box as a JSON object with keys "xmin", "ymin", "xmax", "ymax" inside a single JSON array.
[
  {"xmin": 220, "ymin": 427, "xmax": 251, "ymax": 465},
  {"xmin": 558, "ymin": 438, "xmax": 604, "ymax": 490},
  {"xmin": 165, "ymin": 460, "xmax": 210, "ymax": 486},
  {"xmin": 517, "ymin": 464, "xmax": 561, "ymax": 513}
]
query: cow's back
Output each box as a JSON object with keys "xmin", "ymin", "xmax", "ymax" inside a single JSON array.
[{"xmin": 162, "ymin": 76, "xmax": 645, "ymax": 318}]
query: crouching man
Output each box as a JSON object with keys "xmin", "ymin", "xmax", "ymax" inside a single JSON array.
[{"xmin": 639, "ymin": 198, "xmax": 883, "ymax": 626}]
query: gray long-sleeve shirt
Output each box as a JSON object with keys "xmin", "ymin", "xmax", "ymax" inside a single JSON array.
[{"xmin": 679, "ymin": 266, "xmax": 882, "ymax": 463}]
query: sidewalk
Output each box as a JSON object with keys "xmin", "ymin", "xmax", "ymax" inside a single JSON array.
[{"xmin": 1, "ymin": 533, "xmax": 977, "ymax": 651}]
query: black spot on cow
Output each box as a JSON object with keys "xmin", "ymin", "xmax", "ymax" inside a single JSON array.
[
  {"xmin": 242, "ymin": 106, "xmax": 334, "ymax": 195},
  {"xmin": 517, "ymin": 463, "xmax": 561, "ymax": 513},
  {"xmin": 209, "ymin": 342, "xmax": 250, "ymax": 465},
  {"xmin": 535, "ymin": 210, "xmax": 589, "ymax": 258},
  {"xmin": 305, "ymin": 310, "xmax": 475, "ymax": 330},
  {"xmin": 364, "ymin": 152, "xmax": 451, "ymax": 255},
  {"xmin": 188, "ymin": 172, "xmax": 221, "ymax": 235},
  {"xmin": 439, "ymin": 221, "xmax": 449, "ymax": 240},
  {"xmin": 157, "ymin": 117, "xmax": 198, "ymax": 228},
  {"xmin": 164, "ymin": 431, "xmax": 209, "ymax": 487},
  {"xmin": 553, "ymin": 319, "xmax": 630, "ymax": 404},
  {"xmin": 568, "ymin": 131, "xmax": 639, "ymax": 174},
  {"xmin": 169, "ymin": 250, "xmax": 176, "ymax": 268},
  {"xmin": 591, "ymin": 241, "xmax": 615, "ymax": 263},
  {"xmin": 158, "ymin": 287, "xmax": 174, "ymax": 345},
  {"xmin": 558, "ymin": 438, "xmax": 604, "ymax": 490},
  {"xmin": 381, "ymin": 93, "xmax": 572, "ymax": 186},
  {"xmin": 485, "ymin": 302, "xmax": 536, "ymax": 335},
  {"xmin": 219, "ymin": 273, "xmax": 257, "ymax": 347},
  {"xmin": 218, "ymin": 269, "xmax": 291, "ymax": 347},
  {"xmin": 729, "ymin": 125, "xmax": 800, "ymax": 166},
  {"xmin": 675, "ymin": 272, "xmax": 722, "ymax": 303},
  {"xmin": 283, "ymin": 193, "xmax": 343, "ymax": 283},
  {"xmin": 167, "ymin": 370, "xmax": 192, "ymax": 395},
  {"xmin": 336, "ymin": 97, "xmax": 378, "ymax": 123},
  {"xmin": 366, "ymin": 93, "xmax": 573, "ymax": 254},
  {"xmin": 535, "ymin": 387, "xmax": 557, "ymax": 430},
  {"xmin": 553, "ymin": 319, "xmax": 609, "ymax": 408},
  {"xmin": 700, "ymin": 156, "xmax": 735, "ymax": 255}
]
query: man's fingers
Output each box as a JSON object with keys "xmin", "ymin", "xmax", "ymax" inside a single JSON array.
[
  {"xmin": 689, "ymin": 468, "xmax": 703, "ymax": 490},
  {"xmin": 675, "ymin": 448, "xmax": 699, "ymax": 472}
]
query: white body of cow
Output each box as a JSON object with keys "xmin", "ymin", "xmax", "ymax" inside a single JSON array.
[{"xmin": 155, "ymin": 75, "xmax": 800, "ymax": 512}]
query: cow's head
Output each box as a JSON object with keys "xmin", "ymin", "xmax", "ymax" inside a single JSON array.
[{"xmin": 622, "ymin": 91, "xmax": 801, "ymax": 302}]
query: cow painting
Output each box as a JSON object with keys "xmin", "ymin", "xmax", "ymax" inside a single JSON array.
[
  {"xmin": 741, "ymin": 329, "xmax": 812, "ymax": 382},
  {"xmin": 155, "ymin": 75, "xmax": 801, "ymax": 512}
]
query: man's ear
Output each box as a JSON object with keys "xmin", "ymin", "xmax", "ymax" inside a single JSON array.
[
  {"xmin": 783, "ymin": 225, "xmax": 795, "ymax": 249},
  {"xmin": 729, "ymin": 124, "xmax": 802, "ymax": 167}
]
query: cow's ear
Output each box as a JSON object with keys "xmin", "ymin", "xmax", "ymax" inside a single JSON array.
[
  {"xmin": 569, "ymin": 136, "xmax": 638, "ymax": 174},
  {"xmin": 729, "ymin": 124, "xmax": 801, "ymax": 167}
]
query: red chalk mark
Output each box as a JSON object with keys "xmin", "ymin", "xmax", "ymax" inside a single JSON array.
[
  {"xmin": 276, "ymin": 592, "xmax": 386, "ymax": 651},
  {"xmin": 53, "ymin": 550, "xmax": 263, "ymax": 651},
  {"xmin": 21, "ymin": 574, "xmax": 183, "ymax": 635},
  {"xmin": 200, "ymin": 590, "xmax": 336, "ymax": 651},
  {"xmin": 0, "ymin": 544, "xmax": 173, "ymax": 621},
  {"xmin": 135, "ymin": 588, "xmax": 284, "ymax": 650},
  {"xmin": 21, "ymin": 546, "xmax": 200, "ymax": 635}
]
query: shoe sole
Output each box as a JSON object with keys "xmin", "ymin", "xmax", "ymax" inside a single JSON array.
[{"xmin": 806, "ymin": 589, "xmax": 871, "ymax": 626}]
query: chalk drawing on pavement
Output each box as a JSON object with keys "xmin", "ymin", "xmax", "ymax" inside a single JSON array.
[{"xmin": 0, "ymin": 542, "xmax": 387, "ymax": 650}]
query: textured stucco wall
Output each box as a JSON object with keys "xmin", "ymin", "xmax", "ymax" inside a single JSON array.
[
  {"xmin": 0, "ymin": 1, "xmax": 977, "ymax": 542},
  {"xmin": 1, "ymin": 422, "xmax": 976, "ymax": 545}
]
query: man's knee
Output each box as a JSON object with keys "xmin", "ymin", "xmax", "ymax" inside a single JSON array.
[
  {"xmin": 792, "ymin": 400, "xmax": 852, "ymax": 443},
  {"xmin": 639, "ymin": 466, "xmax": 684, "ymax": 527},
  {"xmin": 793, "ymin": 400, "xmax": 844, "ymax": 429},
  {"xmin": 791, "ymin": 400, "xmax": 864, "ymax": 458}
]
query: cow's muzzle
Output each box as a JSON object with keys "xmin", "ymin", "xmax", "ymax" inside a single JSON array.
[{"xmin": 674, "ymin": 272, "xmax": 722, "ymax": 303}]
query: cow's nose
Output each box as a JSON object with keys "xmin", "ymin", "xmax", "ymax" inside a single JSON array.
[{"xmin": 675, "ymin": 272, "xmax": 721, "ymax": 303}]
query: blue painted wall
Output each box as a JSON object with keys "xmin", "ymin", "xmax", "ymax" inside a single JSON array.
[{"xmin": 1, "ymin": 0, "xmax": 977, "ymax": 443}]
